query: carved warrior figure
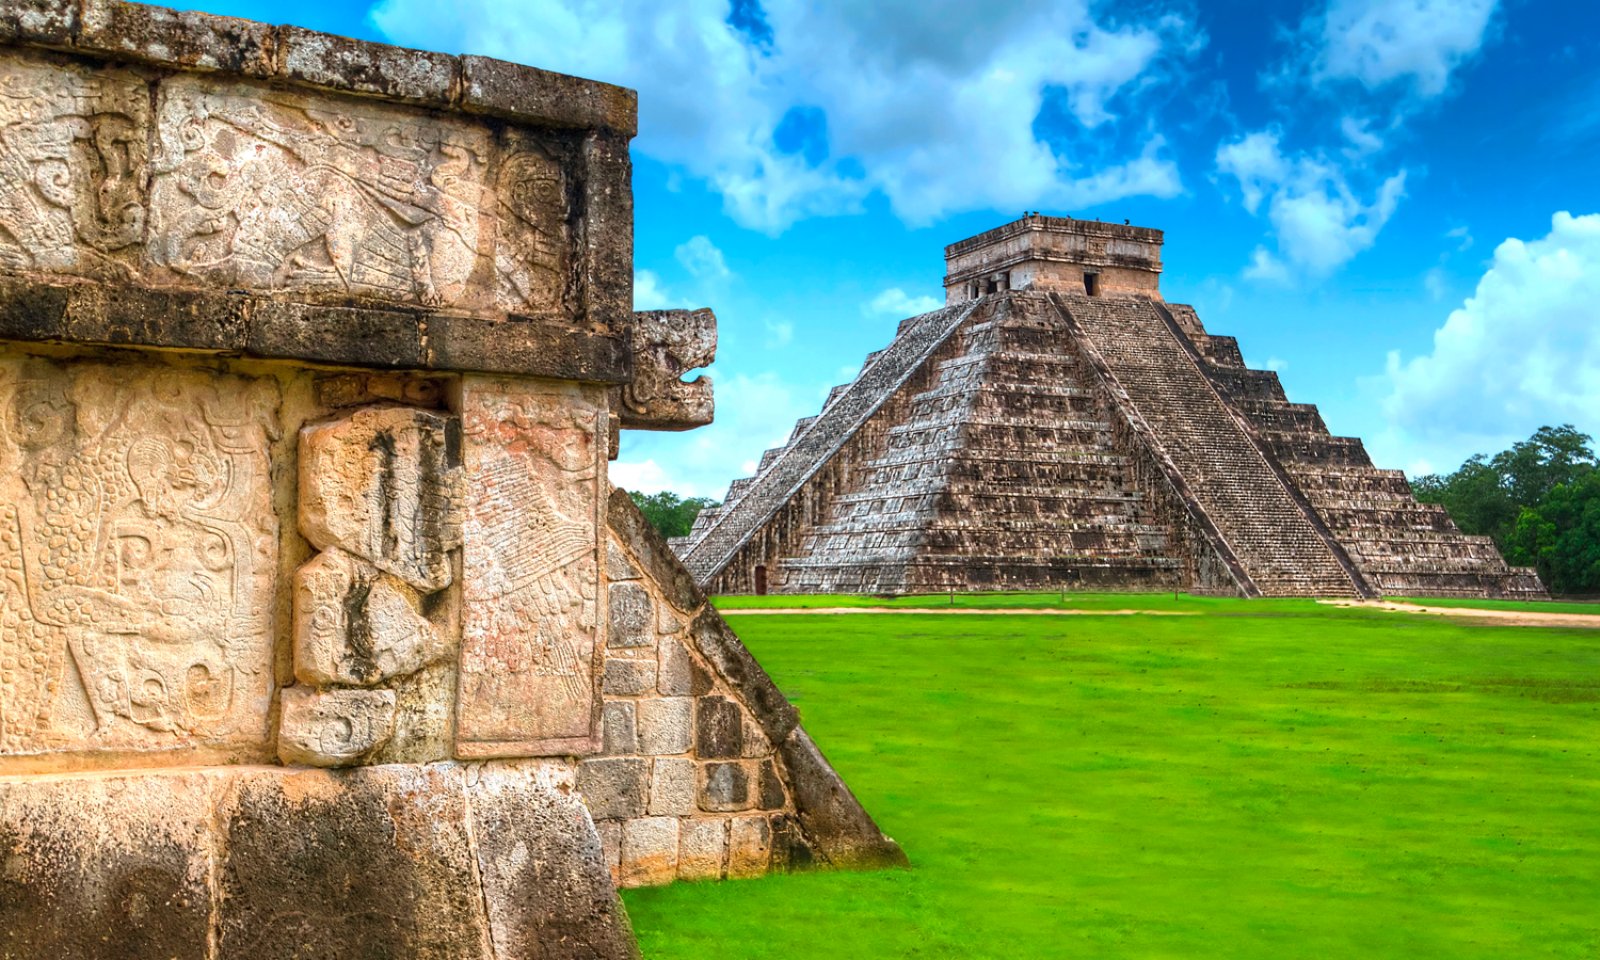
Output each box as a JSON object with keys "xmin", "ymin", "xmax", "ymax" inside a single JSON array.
[
  {"xmin": 0, "ymin": 360, "xmax": 277, "ymax": 752},
  {"xmin": 148, "ymin": 79, "xmax": 490, "ymax": 305},
  {"xmin": 0, "ymin": 56, "xmax": 148, "ymax": 276}
]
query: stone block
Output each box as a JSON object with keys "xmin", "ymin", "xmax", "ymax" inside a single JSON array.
[
  {"xmin": 277, "ymin": 687, "xmax": 398, "ymax": 768},
  {"xmin": 79, "ymin": 0, "xmax": 276, "ymax": 75},
  {"xmin": 699, "ymin": 761, "xmax": 753, "ymax": 813},
  {"xmin": 299, "ymin": 405, "xmax": 463, "ymax": 592},
  {"xmin": 606, "ymin": 539, "xmax": 640, "ymax": 580},
  {"xmin": 604, "ymin": 657, "xmax": 657, "ymax": 696},
  {"xmin": 657, "ymin": 635, "xmax": 712, "ymax": 696},
  {"xmin": 279, "ymin": 24, "xmax": 456, "ymax": 103},
  {"xmin": 467, "ymin": 761, "xmax": 639, "ymax": 960},
  {"xmin": 576, "ymin": 758, "xmax": 648, "ymax": 820},
  {"xmin": 0, "ymin": 763, "xmax": 634, "ymax": 959},
  {"xmin": 741, "ymin": 715, "xmax": 773, "ymax": 758},
  {"xmin": 648, "ymin": 757, "xmax": 695, "ymax": 816},
  {"xmin": 636, "ymin": 697, "xmax": 692, "ymax": 755},
  {"xmin": 695, "ymin": 696, "xmax": 744, "ymax": 759},
  {"xmin": 678, "ymin": 819, "xmax": 727, "ymax": 882},
  {"xmin": 459, "ymin": 54, "xmax": 637, "ymax": 135},
  {"xmin": 727, "ymin": 815, "xmax": 772, "ymax": 880},
  {"xmin": 0, "ymin": 0, "xmax": 75, "ymax": 45},
  {"xmin": 608, "ymin": 581, "xmax": 653, "ymax": 648},
  {"xmin": 457, "ymin": 378, "xmax": 604, "ymax": 759},
  {"xmin": 217, "ymin": 765, "xmax": 492, "ymax": 956},
  {"xmin": 605, "ymin": 488, "xmax": 704, "ymax": 613},
  {"xmin": 596, "ymin": 820, "xmax": 622, "ymax": 884},
  {"xmin": 759, "ymin": 759, "xmax": 787, "ymax": 810},
  {"xmin": 0, "ymin": 358, "xmax": 279, "ymax": 761},
  {"xmin": 294, "ymin": 548, "xmax": 446, "ymax": 686},
  {"xmin": 689, "ymin": 609, "xmax": 798, "ymax": 744},
  {"xmin": 0, "ymin": 769, "xmax": 219, "ymax": 959},
  {"xmin": 601, "ymin": 701, "xmax": 638, "ymax": 755},
  {"xmin": 620, "ymin": 817, "xmax": 677, "ymax": 887}
]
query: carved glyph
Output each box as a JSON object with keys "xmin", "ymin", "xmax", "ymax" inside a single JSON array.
[
  {"xmin": 299, "ymin": 405, "xmax": 462, "ymax": 592},
  {"xmin": 494, "ymin": 142, "xmax": 569, "ymax": 314},
  {"xmin": 293, "ymin": 547, "xmax": 445, "ymax": 688},
  {"xmin": 277, "ymin": 685, "xmax": 397, "ymax": 767},
  {"xmin": 0, "ymin": 358, "xmax": 279, "ymax": 755},
  {"xmin": 0, "ymin": 52, "xmax": 149, "ymax": 277},
  {"xmin": 457, "ymin": 378, "xmax": 603, "ymax": 757},
  {"xmin": 148, "ymin": 75, "xmax": 490, "ymax": 305}
]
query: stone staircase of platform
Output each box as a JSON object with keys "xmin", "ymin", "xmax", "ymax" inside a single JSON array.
[
  {"xmin": 676, "ymin": 300, "xmax": 980, "ymax": 587},
  {"xmin": 1170, "ymin": 302, "xmax": 1548, "ymax": 599},
  {"xmin": 784, "ymin": 295, "xmax": 1182, "ymax": 593},
  {"xmin": 1055, "ymin": 295, "xmax": 1366, "ymax": 597}
]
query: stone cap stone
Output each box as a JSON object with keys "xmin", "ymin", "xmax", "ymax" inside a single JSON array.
[
  {"xmin": 4, "ymin": 0, "xmax": 637, "ymax": 135},
  {"xmin": 0, "ymin": 0, "xmax": 639, "ymax": 383}
]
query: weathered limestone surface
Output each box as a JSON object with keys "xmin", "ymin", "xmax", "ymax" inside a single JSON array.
[
  {"xmin": 678, "ymin": 216, "xmax": 1545, "ymax": 600},
  {"xmin": 0, "ymin": 761, "xmax": 638, "ymax": 959},
  {"xmin": 0, "ymin": 5, "xmax": 895, "ymax": 955},
  {"xmin": 457, "ymin": 377, "xmax": 606, "ymax": 758},
  {"xmin": 593, "ymin": 489, "xmax": 907, "ymax": 886},
  {"xmin": 0, "ymin": 356, "xmax": 279, "ymax": 759},
  {"xmin": 0, "ymin": 1, "xmax": 636, "ymax": 383}
]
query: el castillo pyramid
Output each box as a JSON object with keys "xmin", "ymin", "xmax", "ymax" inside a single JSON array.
[{"xmin": 674, "ymin": 216, "xmax": 1546, "ymax": 599}]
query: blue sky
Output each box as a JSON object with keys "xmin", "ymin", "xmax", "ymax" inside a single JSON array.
[{"xmin": 186, "ymin": 0, "xmax": 1600, "ymax": 497}]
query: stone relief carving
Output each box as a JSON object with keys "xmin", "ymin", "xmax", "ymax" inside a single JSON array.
[
  {"xmin": 0, "ymin": 54, "xmax": 148, "ymax": 277},
  {"xmin": 277, "ymin": 686, "xmax": 397, "ymax": 767},
  {"xmin": 494, "ymin": 143, "xmax": 569, "ymax": 314},
  {"xmin": 293, "ymin": 547, "xmax": 444, "ymax": 688},
  {"xmin": 457, "ymin": 378, "xmax": 603, "ymax": 757},
  {"xmin": 0, "ymin": 358, "xmax": 278, "ymax": 754},
  {"xmin": 619, "ymin": 308, "xmax": 717, "ymax": 430},
  {"xmin": 299, "ymin": 405, "xmax": 463, "ymax": 592},
  {"xmin": 148, "ymin": 76, "xmax": 490, "ymax": 305}
]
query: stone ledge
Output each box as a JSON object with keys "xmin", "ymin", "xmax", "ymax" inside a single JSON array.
[
  {"xmin": 0, "ymin": 278, "xmax": 632, "ymax": 382},
  {"xmin": 0, "ymin": 761, "xmax": 639, "ymax": 959},
  {"xmin": 3, "ymin": 0, "xmax": 637, "ymax": 135}
]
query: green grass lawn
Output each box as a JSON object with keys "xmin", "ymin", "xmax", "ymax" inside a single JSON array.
[
  {"xmin": 1391, "ymin": 596, "xmax": 1600, "ymax": 616},
  {"xmin": 623, "ymin": 598, "xmax": 1600, "ymax": 958}
]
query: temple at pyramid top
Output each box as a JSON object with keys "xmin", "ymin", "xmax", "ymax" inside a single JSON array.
[
  {"xmin": 944, "ymin": 215, "xmax": 1164, "ymax": 303},
  {"xmin": 675, "ymin": 216, "xmax": 1545, "ymax": 601}
]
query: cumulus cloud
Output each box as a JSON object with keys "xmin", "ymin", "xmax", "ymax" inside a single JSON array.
[
  {"xmin": 1381, "ymin": 211, "xmax": 1600, "ymax": 460},
  {"xmin": 1216, "ymin": 130, "xmax": 1406, "ymax": 281},
  {"xmin": 675, "ymin": 235, "xmax": 731, "ymax": 283},
  {"xmin": 863, "ymin": 287, "xmax": 943, "ymax": 318},
  {"xmin": 371, "ymin": 0, "xmax": 1193, "ymax": 232},
  {"xmin": 633, "ymin": 269, "xmax": 672, "ymax": 309},
  {"xmin": 1311, "ymin": 0, "xmax": 1498, "ymax": 98}
]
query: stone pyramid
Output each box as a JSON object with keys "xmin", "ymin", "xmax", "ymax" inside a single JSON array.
[{"xmin": 675, "ymin": 216, "xmax": 1545, "ymax": 600}]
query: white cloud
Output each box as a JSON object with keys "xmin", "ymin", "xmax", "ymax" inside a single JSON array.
[
  {"xmin": 1380, "ymin": 211, "xmax": 1600, "ymax": 464},
  {"xmin": 675, "ymin": 235, "xmax": 731, "ymax": 283},
  {"xmin": 863, "ymin": 287, "xmax": 942, "ymax": 318},
  {"xmin": 371, "ymin": 0, "xmax": 1193, "ymax": 232},
  {"xmin": 633, "ymin": 269, "xmax": 672, "ymax": 309},
  {"xmin": 612, "ymin": 368, "xmax": 822, "ymax": 498},
  {"xmin": 1311, "ymin": 0, "xmax": 1498, "ymax": 98},
  {"xmin": 1217, "ymin": 130, "xmax": 1406, "ymax": 281}
]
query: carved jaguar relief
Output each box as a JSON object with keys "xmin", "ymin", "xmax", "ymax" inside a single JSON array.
[{"xmin": 0, "ymin": 358, "xmax": 279, "ymax": 754}]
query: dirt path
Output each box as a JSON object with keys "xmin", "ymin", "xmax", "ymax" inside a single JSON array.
[
  {"xmin": 1320, "ymin": 599, "xmax": 1600, "ymax": 629},
  {"xmin": 718, "ymin": 607, "xmax": 1197, "ymax": 616}
]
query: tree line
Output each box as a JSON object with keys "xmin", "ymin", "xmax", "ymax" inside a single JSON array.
[
  {"xmin": 630, "ymin": 490, "xmax": 720, "ymax": 540},
  {"xmin": 1412, "ymin": 425, "xmax": 1599, "ymax": 596}
]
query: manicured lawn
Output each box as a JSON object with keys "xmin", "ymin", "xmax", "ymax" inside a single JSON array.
[
  {"xmin": 623, "ymin": 598, "xmax": 1600, "ymax": 958},
  {"xmin": 1392, "ymin": 596, "xmax": 1600, "ymax": 616}
]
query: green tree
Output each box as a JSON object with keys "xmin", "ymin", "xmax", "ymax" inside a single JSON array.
[
  {"xmin": 1505, "ymin": 471, "xmax": 1600, "ymax": 595},
  {"xmin": 629, "ymin": 491, "xmax": 719, "ymax": 539},
  {"xmin": 1415, "ymin": 424, "xmax": 1598, "ymax": 595}
]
